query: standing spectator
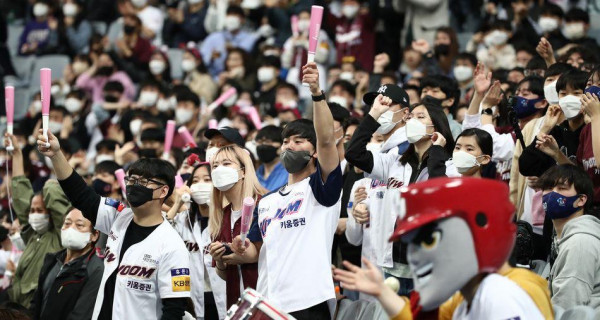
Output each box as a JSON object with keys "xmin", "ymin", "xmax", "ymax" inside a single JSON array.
[
  {"xmin": 62, "ymin": 0, "xmax": 92, "ymax": 55},
  {"xmin": 131, "ymin": 0, "xmax": 164, "ymax": 45},
  {"xmin": 510, "ymin": 0, "xmax": 543, "ymax": 46},
  {"xmin": 217, "ymin": 49, "xmax": 256, "ymax": 92},
  {"xmin": 255, "ymin": 126, "xmax": 288, "ymax": 192},
  {"xmin": 420, "ymin": 75, "xmax": 462, "ymax": 139},
  {"xmin": 18, "ymin": 1, "xmax": 59, "ymax": 55},
  {"xmin": 400, "ymin": 0, "xmax": 449, "ymax": 47},
  {"xmin": 412, "ymin": 27, "xmax": 460, "ymax": 77},
  {"xmin": 538, "ymin": 3, "xmax": 569, "ymax": 52},
  {"xmin": 31, "ymin": 209, "xmax": 103, "ymax": 320},
  {"xmin": 477, "ymin": 20, "xmax": 517, "ymax": 71},
  {"xmin": 148, "ymin": 49, "xmax": 172, "ymax": 90},
  {"xmin": 255, "ymin": 56, "xmax": 281, "ymax": 118},
  {"xmin": 200, "ymin": 6, "xmax": 259, "ymax": 77},
  {"xmin": 453, "ymin": 53, "xmax": 477, "ymax": 105},
  {"xmin": 562, "ymin": 9, "xmax": 599, "ymax": 52},
  {"xmin": 164, "ymin": 0, "xmax": 208, "ymax": 48},
  {"xmin": 181, "ymin": 47, "xmax": 217, "ymax": 104},
  {"xmin": 113, "ymin": 14, "xmax": 153, "ymax": 77},
  {"xmin": 76, "ymin": 53, "xmax": 136, "ymax": 103}
]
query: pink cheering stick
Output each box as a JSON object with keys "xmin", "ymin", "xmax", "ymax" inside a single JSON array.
[
  {"xmin": 207, "ymin": 87, "xmax": 237, "ymax": 112},
  {"xmin": 115, "ymin": 169, "xmax": 127, "ymax": 199},
  {"xmin": 291, "ymin": 15, "xmax": 299, "ymax": 37},
  {"xmin": 175, "ymin": 174, "xmax": 191, "ymax": 202},
  {"xmin": 240, "ymin": 197, "xmax": 256, "ymax": 245},
  {"xmin": 302, "ymin": 5, "xmax": 324, "ymax": 87},
  {"xmin": 177, "ymin": 126, "xmax": 197, "ymax": 148},
  {"xmin": 162, "ymin": 120, "xmax": 176, "ymax": 160},
  {"xmin": 40, "ymin": 68, "xmax": 52, "ymax": 147},
  {"xmin": 242, "ymin": 106, "xmax": 262, "ymax": 130},
  {"xmin": 5, "ymin": 86, "xmax": 14, "ymax": 152},
  {"xmin": 208, "ymin": 119, "xmax": 218, "ymax": 129}
]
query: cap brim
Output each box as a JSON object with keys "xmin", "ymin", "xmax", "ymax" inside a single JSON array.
[
  {"xmin": 389, "ymin": 209, "xmax": 453, "ymax": 243},
  {"xmin": 363, "ymin": 92, "xmax": 378, "ymax": 106},
  {"xmin": 204, "ymin": 129, "xmax": 221, "ymax": 139}
]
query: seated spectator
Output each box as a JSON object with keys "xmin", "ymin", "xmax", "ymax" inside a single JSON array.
[
  {"xmin": 452, "ymin": 53, "xmax": 476, "ymax": 105},
  {"xmin": 19, "ymin": 0, "xmax": 59, "ymax": 56},
  {"xmin": 130, "ymin": 0, "xmax": 164, "ymax": 45},
  {"xmin": 113, "ymin": 14, "xmax": 153, "ymax": 78},
  {"xmin": 255, "ymin": 56, "xmax": 281, "ymax": 118},
  {"xmin": 182, "ymin": 47, "xmax": 217, "ymax": 104},
  {"xmin": 148, "ymin": 49, "xmax": 172, "ymax": 91},
  {"xmin": 76, "ymin": 53, "xmax": 136, "ymax": 103},
  {"xmin": 163, "ymin": 0, "xmax": 209, "ymax": 47},
  {"xmin": 217, "ymin": 48, "xmax": 256, "ymax": 93},
  {"xmin": 62, "ymin": 0, "xmax": 92, "ymax": 55},
  {"xmin": 31, "ymin": 208, "xmax": 103, "ymax": 320},
  {"xmin": 255, "ymin": 126, "xmax": 288, "ymax": 192},
  {"xmin": 562, "ymin": 8, "xmax": 599, "ymax": 52},
  {"xmin": 477, "ymin": 20, "xmax": 516, "ymax": 71},
  {"xmin": 538, "ymin": 3, "xmax": 568, "ymax": 51},
  {"xmin": 420, "ymin": 75, "xmax": 462, "ymax": 139}
]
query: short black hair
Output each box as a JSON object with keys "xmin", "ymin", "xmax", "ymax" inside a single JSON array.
[
  {"xmin": 52, "ymin": 106, "xmax": 69, "ymax": 117},
  {"xmin": 518, "ymin": 75, "xmax": 545, "ymax": 98},
  {"xmin": 58, "ymin": 138, "xmax": 73, "ymax": 155},
  {"xmin": 127, "ymin": 158, "xmax": 176, "ymax": 200},
  {"xmin": 67, "ymin": 88, "xmax": 86, "ymax": 100},
  {"xmin": 95, "ymin": 139, "xmax": 119, "ymax": 152},
  {"xmin": 226, "ymin": 5, "xmax": 244, "ymax": 16},
  {"xmin": 276, "ymin": 82, "xmax": 299, "ymax": 97},
  {"xmin": 514, "ymin": 43, "xmax": 536, "ymax": 56},
  {"xmin": 565, "ymin": 8, "xmax": 589, "ymax": 23},
  {"xmin": 282, "ymin": 119, "xmax": 316, "ymax": 147},
  {"xmin": 95, "ymin": 160, "xmax": 121, "ymax": 176},
  {"xmin": 541, "ymin": 3, "xmax": 564, "ymax": 18},
  {"xmin": 456, "ymin": 128, "xmax": 493, "ymax": 157},
  {"xmin": 556, "ymin": 69, "xmax": 589, "ymax": 92},
  {"xmin": 103, "ymin": 81, "xmax": 124, "ymax": 93},
  {"xmin": 260, "ymin": 55, "xmax": 281, "ymax": 69},
  {"xmin": 545, "ymin": 62, "xmax": 575, "ymax": 78},
  {"xmin": 420, "ymin": 74, "xmax": 459, "ymax": 106},
  {"xmin": 331, "ymin": 80, "xmax": 355, "ymax": 97},
  {"xmin": 536, "ymin": 164, "xmax": 594, "ymax": 212},
  {"xmin": 140, "ymin": 79, "xmax": 161, "ymax": 91},
  {"xmin": 381, "ymin": 71, "xmax": 398, "ymax": 84},
  {"xmin": 141, "ymin": 128, "xmax": 165, "ymax": 143},
  {"xmin": 256, "ymin": 125, "xmax": 283, "ymax": 143},
  {"xmin": 342, "ymin": 117, "xmax": 360, "ymax": 133},
  {"xmin": 525, "ymin": 56, "xmax": 547, "ymax": 72},
  {"xmin": 489, "ymin": 19, "xmax": 512, "ymax": 32},
  {"xmin": 176, "ymin": 90, "xmax": 200, "ymax": 106},
  {"xmin": 560, "ymin": 46, "xmax": 599, "ymax": 66},
  {"xmin": 455, "ymin": 52, "xmax": 477, "ymax": 67},
  {"xmin": 328, "ymin": 102, "xmax": 351, "ymax": 124}
]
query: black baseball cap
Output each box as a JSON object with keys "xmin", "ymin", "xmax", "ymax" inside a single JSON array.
[
  {"xmin": 363, "ymin": 84, "xmax": 410, "ymax": 107},
  {"xmin": 204, "ymin": 127, "xmax": 245, "ymax": 147}
]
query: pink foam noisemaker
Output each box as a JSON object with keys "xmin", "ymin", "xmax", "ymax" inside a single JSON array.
[
  {"xmin": 175, "ymin": 175, "xmax": 184, "ymax": 188},
  {"xmin": 208, "ymin": 87, "xmax": 237, "ymax": 112},
  {"xmin": 243, "ymin": 106, "xmax": 262, "ymax": 130},
  {"xmin": 177, "ymin": 126, "xmax": 197, "ymax": 148},
  {"xmin": 240, "ymin": 197, "xmax": 256, "ymax": 243},
  {"xmin": 302, "ymin": 5, "xmax": 323, "ymax": 87},
  {"xmin": 115, "ymin": 169, "xmax": 127, "ymax": 198},
  {"xmin": 291, "ymin": 15, "xmax": 299, "ymax": 37},
  {"xmin": 208, "ymin": 119, "xmax": 218, "ymax": 129},
  {"xmin": 40, "ymin": 68, "xmax": 52, "ymax": 146},
  {"xmin": 5, "ymin": 86, "xmax": 14, "ymax": 151},
  {"xmin": 162, "ymin": 120, "xmax": 176, "ymax": 160}
]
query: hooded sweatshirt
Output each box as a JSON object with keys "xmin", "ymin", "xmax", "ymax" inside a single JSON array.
[{"xmin": 550, "ymin": 214, "xmax": 600, "ymax": 310}]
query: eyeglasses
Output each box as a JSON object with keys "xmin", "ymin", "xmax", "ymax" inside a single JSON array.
[{"xmin": 124, "ymin": 176, "xmax": 165, "ymax": 187}]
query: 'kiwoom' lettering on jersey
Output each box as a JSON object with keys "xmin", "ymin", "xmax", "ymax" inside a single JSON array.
[
  {"xmin": 184, "ymin": 240, "xmax": 200, "ymax": 252},
  {"xmin": 105, "ymin": 246, "xmax": 116, "ymax": 263},
  {"xmin": 386, "ymin": 177, "xmax": 404, "ymax": 189},
  {"xmin": 260, "ymin": 218, "xmax": 272, "ymax": 238},
  {"xmin": 117, "ymin": 265, "xmax": 156, "ymax": 278}
]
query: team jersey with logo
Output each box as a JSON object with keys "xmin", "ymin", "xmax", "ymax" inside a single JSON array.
[
  {"xmin": 257, "ymin": 163, "xmax": 343, "ymax": 313},
  {"xmin": 173, "ymin": 210, "xmax": 227, "ymax": 319},
  {"xmin": 92, "ymin": 197, "xmax": 191, "ymax": 320}
]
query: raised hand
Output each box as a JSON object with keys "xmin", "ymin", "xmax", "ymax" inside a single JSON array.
[
  {"xmin": 541, "ymin": 105, "xmax": 562, "ymax": 133},
  {"xmin": 411, "ymin": 39, "xmax": 430, "ymax": 55},
  {"xmin": 536, "ymin": 133, "xmax": 560, "ymax": 159},
  {"xmin": 353, "ymin": 203, "xmax": 370, "ymax": 224},
  {"xmin": 536, "ymin": 37, "xmax": 555, "ymax": 66},
  {"xmin": 432, "ymin": 132, "xmax": 446, "ymax": 147},
  {"xmin": 481, "ymin": 80, "xmax": 503, "ymax": 109},
  {"xmin": 36, "ymin": 129, "xmax": 61, "ymax": 158},
  {"xmin": 302, "ymin": 62, "xmax": 321, "ymax": 95},
  {"xmin": 231, "ymin": 235, "xmax": 251, "ymax": 255},
  {"xmin": 368, "ymin": 94, "xmax": 393, "ymax": 120},
  {"xmin": 354, "ymin": 186, "xmax": 367, "ymax": 204},
  {"xmin": 333, "ymin": 258, "xmax": 386, "ymax": 297},
  {"xmin": 373, "ymin": 53, "xmax": 390, "ymax": 73},
  {"xmin": 473, "ymin": 62, "xmax": 492, "ymax": 95},
  {"xmin": 582, "ymin": 92, "xmax": 600, "ymax": 119}
]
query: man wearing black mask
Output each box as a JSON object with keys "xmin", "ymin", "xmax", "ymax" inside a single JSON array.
[
  {"xmin": 420, "ymin": 74, "xmax": 462, "ymax": 139},
  {"xmin": 37, "ymin": 130, "xmax": 191, "ymax": 320},
  {"xmin": 255, "ymin": 125, "xmax": 288, "ymax": 192},
  {"xmin": 92, "ymin": 160, "xmax": 122, "ymax": 199}
]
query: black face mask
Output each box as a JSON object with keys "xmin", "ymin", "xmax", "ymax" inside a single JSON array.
[
  {"xmin": 126, "ymin": 184, "xmax": 160, "ymax": 208},
  {"xmin": 434, "ymin": 44, "xmax": 450, "ymax": 56},
  {"xmin": 344, "ymin": 140, "xmax": 351, "ymax": 151},
  {"xmin": 138, "ymin": 148, "xmax": 158, "ymax": 158},
  {"xmin": 123, "ymin": 25, "xmax": 136, "ymax": 35},
  {"xmin": 104, "ymin": 95, "xmax": 119, "ymax": 103},
  {"xmin": 280, "ymin": 150, "xmax": 312, "ymax": 173},
  {"xmin": 92, "ymin": 179, "xmax": 112, "ymax": 197},
  {"xmin": 96, "ymin": 66, "xmax": 114, "ymax": 77},
  {"xmin": 180, "ymin": 173, "xmax": 192, "ymax": 182},
  {"xmin": 422, "ymin": 95, "xmax": 445, "ymax": 108},
  {"xmin": 256, "ymin": 145, "xmax": 279, "ymax": 164}
]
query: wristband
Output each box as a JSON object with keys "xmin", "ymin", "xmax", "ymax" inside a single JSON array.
[
  {"xmin": 481, "ymin": 108, "xmax": 494, "ymax": 116},
  {"xmin": 312, "ymin": 91, "xmax": 326, "ymax": 102}
]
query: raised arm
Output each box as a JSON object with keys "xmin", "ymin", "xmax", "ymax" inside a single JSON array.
[
  {"xmin": 466, "ymin": 62, "xmax": 492, "ymax": 117},
  {"xmin": 302, "ymin": 62, "xmax": 339, "ymax": 180},
  {"xmin": 582, "ymin": 93, "xmax": 600, "ymax": 167}
]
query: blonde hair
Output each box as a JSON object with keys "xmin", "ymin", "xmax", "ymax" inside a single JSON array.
[{"xmin": 209, "ymin": 145, "xmax": 267, "ymax": 239}]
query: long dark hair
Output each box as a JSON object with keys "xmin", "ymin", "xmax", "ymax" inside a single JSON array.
[
  {"xmin": 456, "ymin": 128, "xmax": 496, "ymax": 179},
  {"xmin": 400, "ymin": 101, "xmax": 455, "ymax": 165},
  {"xmin": 185, "ymin": 163, "xmax": 211, "ymax": 227}
]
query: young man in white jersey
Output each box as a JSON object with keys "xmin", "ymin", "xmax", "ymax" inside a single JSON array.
[
  {"xmin": 233, "ymin": 62, "xmax": 343, "ymax": 319},
  {"xmin": 36, "ymin": 130, "xmax": 191, "ymax": 320}
]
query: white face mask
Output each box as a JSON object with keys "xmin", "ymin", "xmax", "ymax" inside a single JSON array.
[
  {"xmin": 211, "ymin": 166, "xmax": 240, "ymax": 191},
  {"xmin": 130, "ymin": 119, "xmax": 143, "ymax": 136},
  {"xmin": 405, "ymin": 118, "xmax": 432, "ymax": 143},
  {"xmin": 453, "ymin": 66, "xmax": 473, "ymax": 82},
  {"xmin": 189, "ymin": 0, "xmax": 203, "ymax": 4},
  {"xmin": 190, "ymin": 182, "xmax": 212, "ymax": 204},
  {"xmin": 149, "ymin": 60, "xmax": 166, "ymax": 75},
  {"xmin": 32, "ymin": 101, "xmax": 43, "ymax": 114},
  {"xmin": 224, "ymin": 16, "xmax": 241, "ymax": 32},
  {"xmin": 72, "ymin": 61, "xmax": 89, "ymax": 75},
  {"xmin": 181, "ymin": 59, "xmax": 196, "ymax": 72},
  {"xmin": 206, "ymin": 147, "xmax": 219, "ymax": 163},
  {"xmin": 63, "ymin": 3, "xmax": 78, "ymax": 17},
  {"xmin": 366, "ymin": 142, "xmax": 382, "ymax": 153},
  {"xmin": 376, "ymin": 109, "xmax": 402, "ymax": 135},
  {"xmin": 339, "ymin": 71, "xmax": 355, "ymax": 83},
  {"xmin": 156, "ymin": 97, "xmax": 174, "ymax": 112},
  {"xmin": 61, "ymin": 227, "xmax": 91, "ymax": 250},
  {"xmin": 65, "ymin": 97, "xmax": 83, "ymax": 113},
  {"xmin": 538, "ymin": 17, "xmax": 559, "ymax": 33},
  {"xmin": 29, "ymin": 213, "xmax": 50, "ymax": 234},
  {"xmin": 175, "ymin": 108, "xmax": 194, "ymax": 125},
  {"xmin": 51, "ymin": 85, "xmax": 61, "ymax": 96},
  {"xmin": 96, "ymin": 154, "xmax": 115, "ymax": 164},
  {"xmin": 342, "ymin": 4, "xmax": 359, "ymax": 19},
  {"xmin": 49, "ymin": 121, "xmax": 62, "ymax": 134},
  {"xmin": 564, "ymin": 23, "xmax": 585, "ymax": 40},
  {"xmin": 9, "ymin": 233, "xmax": 26, "ymax": 251},
  {"xmin": 544, "ymin": 80, "xmax": 559, "ymax": 105},
  {"xmin": 328, "ymin": 95, "xmax": 348, "ymax": 109},
  {"xmin": 452, "ymin": 150, "xmax": 482, "ymax": 174},
  {"xmin": 257, "ymin": 67, "xmax": 275, "ymax": 83},
  {"xmin": 33, "ymin": 3, "xmax": 49, "ymax": 17},
  {"xmin": 484, "ymin": 30, "xmax": 509, "ymax": 47},
  {"xmin": 298, "ymin": 19, "xmax": 310, "ymax": 33},
  {"xmin": 138, "ymin": 91, "xmax": 159, "ymax": 107},
  {"xmin": 559, "ymin": 95, "xmax": 582, "ymax": 119},
  {"xmin": 131, "ymin": 0, "xmax": 148, "ymax": 8}
]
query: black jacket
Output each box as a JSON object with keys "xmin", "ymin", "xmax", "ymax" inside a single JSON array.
[{"xmin": 32, "ymin": 248, "xmax": 104, "ymax": 320}]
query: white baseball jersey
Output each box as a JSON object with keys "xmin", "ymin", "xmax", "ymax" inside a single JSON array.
[
  {"xmin": 453, "ymin": 274, "xmax": 544, "ymax": 319},
  {"xmin": 92, "ymin": 197, "xmax": 191, "ymax": 320},
  {"xmin": 257, "ymin": 163, "xmax": 343, "ymax": 313},
  {"xmin": 173, "ymin": 210, "xmax": 227, "ymax": 319}
]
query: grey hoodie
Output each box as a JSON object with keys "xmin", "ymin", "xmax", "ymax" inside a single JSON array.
[{"xmin": 550, "ymin": 215, "xmax": 600, "ymax": 310}]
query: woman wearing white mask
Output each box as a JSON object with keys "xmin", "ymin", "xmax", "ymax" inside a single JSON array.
[
  {"xmin": 168, "ymin": 162, "xmax": 228, "ymax": 320},
  {"xmin": 4, "ymin": 134, "xmax": 71, "ymax": 308},
  {"xmin": 31, "ymin": 209, "xmax": 103, "ymax": 320},
  {"xmin": 62, "ymin": 0, "xmax": 93, "ymax": 55},
  {"xmin": 207, "ymin": 145, "xmax": 267, "ymax": 308},
  {"xmin": 18, "ymin": 1, "xmax": 59, "ymax": 55},
  {"xmin": 475, "ymin": 20, "xmax": 517, "ymax": 71},
  {"xmin": 183, "ymin": 47, "xmax": 217, "ymax": 105},
  {"xmin": 452, "ymin": 128, "xmax": 492, "ymax": 177},
  {"xmin": 218, "ymin": 48, "xmax": 256, "ymax": 92},
  {"xmin": 148, "ymin": 50, "xmax": 172, "ymax": 89}
]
